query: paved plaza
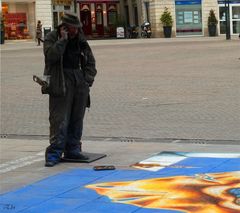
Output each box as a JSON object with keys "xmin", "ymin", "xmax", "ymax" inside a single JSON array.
[
  {"xmin": 1, "ymin": 37, "xmax": 240, "ymax": 140},
  {"xmin": 0, "ymin": 37, "xmax": 240, "ymax": 212}
]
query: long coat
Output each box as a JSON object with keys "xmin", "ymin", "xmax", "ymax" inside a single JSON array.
[{"xmin": 42, "ymin": 30, "xmax": 97, "ymax": 97}]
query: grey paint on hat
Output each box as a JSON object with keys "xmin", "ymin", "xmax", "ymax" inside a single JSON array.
[{"xmin": 60, "ymin": 13, "xmax": 82, "ymax": 28}]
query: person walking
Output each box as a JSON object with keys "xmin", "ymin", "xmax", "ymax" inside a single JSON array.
[
  {"xmin": 36, "ymin": 20, "xmax": 42, "ymax": 46},
  {"xmin": 43, "ymin": 13, "xmax": 97, "ymax": 167}
]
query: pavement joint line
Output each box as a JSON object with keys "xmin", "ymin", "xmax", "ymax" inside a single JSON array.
[
  {"xmin": 0, "ymin": 151, "xmax": 44, "ymax": 173},
  {"xmin": 1, "ymin": 136, "xmax": 240, "ymax": 146},
  {"xmin": 171, "ymin": 140, "xmax": 181, "ymax": 143}
]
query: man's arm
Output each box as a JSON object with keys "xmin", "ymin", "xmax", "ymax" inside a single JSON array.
[
  {"xmin": 79, "ymin": 36, "xmax": 97, "ymax": 86},
  {"xmin": 43, "ymin": 30, "xmax": 68, "ymax": 64}
]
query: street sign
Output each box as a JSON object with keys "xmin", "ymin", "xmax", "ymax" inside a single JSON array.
[{"xmin": 116, "ymin": 27, "xmax": 125, "ymax": 38}]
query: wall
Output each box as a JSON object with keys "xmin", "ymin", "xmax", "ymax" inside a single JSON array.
[
  {"xmin": 28, "ymin": 2, "xmax": 35, "ymax": 38},
  {"xmin": 35, "ymin": 0, "xmax": 52, "ymax": 37},
  {"xmin": 202, "ymin": 0, "xmax": 219, "ymax": 36},
  {"xmin": 150, "ymin": 0, "xmax": 176, "ymax": 37},
  {"xmin": 141, "ymin": 0, "xmax": 220, "ymax": 37}
]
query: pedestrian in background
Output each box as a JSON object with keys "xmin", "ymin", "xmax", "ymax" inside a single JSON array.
[
  {"xmin": 36, "ymin": 20, "xmax": 42, "ymax": 46},
  {"xmin": 43, "ymin": 13, "xmax": 97, "ymax": 167},
  {"xmin": 18, "ymin": 21, "xmax": 26, "ymax": 38}
]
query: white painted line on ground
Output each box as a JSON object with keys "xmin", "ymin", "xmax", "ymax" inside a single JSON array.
[
  {"xmin": 0, "ymin": 152, "xmax": 44, "ymax": 174},
  {"xmin": 171, "ymin": 140, "xmax": 181, "ymax": 143}
]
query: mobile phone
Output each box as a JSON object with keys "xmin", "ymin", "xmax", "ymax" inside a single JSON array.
[
  {"xmin": 62, "ymin": 26, "xmax": 68, "ymax": 32},
  {"xmin": 93, "ymin": 165, "xmax": 116, "ymax": 171},
  {"xmin": 60, "ymin": 26, "xmax": 69, "ymax": 39},
  {"xmin": 33, "ymin": 75, "xmax": 48, "ymax": 86}
]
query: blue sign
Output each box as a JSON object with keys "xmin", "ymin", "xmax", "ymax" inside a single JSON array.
[
  {"xmin": 218, "ymin": 0, "xmax": 240, "ymax": 3},
  {"xmin": 175, "ymin": 0, "xmax": 201, "ymax": 5}
]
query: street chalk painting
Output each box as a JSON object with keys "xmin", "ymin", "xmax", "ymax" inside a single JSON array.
[
  {"xmin": 131, "ymin": 152, "xmax": 240, "ymax": 171},
  {"xmin": 1, "ymin": 152, "xmax": 240, "ymax": 213},
  {"xmin": 86, "ymin": 152, "xmax": 240, "ymax": 213},
  {"xmin": 86, "ymin": 171, "xmax": 240, "ymax": 213}
]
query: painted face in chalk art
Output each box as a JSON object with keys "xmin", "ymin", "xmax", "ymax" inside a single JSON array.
[{"xmin": 86, "ymin": 171, "xmax": 240, "ymax": 213}]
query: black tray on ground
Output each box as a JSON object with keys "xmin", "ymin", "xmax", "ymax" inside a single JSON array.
[{"xmin": 61, "ymin": 152, "xmax": 107, "ymax": 163}]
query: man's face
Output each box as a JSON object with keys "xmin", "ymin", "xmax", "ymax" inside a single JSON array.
[{"xmin": 66, "ymin": 24, "xmax": 78, "ymax": 39}]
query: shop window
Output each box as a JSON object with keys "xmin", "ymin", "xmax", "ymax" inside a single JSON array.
[
  {"xmin": 232, "ymin": 6, "xmax": 240, "ymax": 34},
  {"xmin": 4, "ymin": 13, "xmax": 30, "ymax": 39},
  {"xmin": 95, "ymin": 4, "xmax": 103, "ymax": 25},
  {"xmin": 124, "ymin": 6, "xmax": 130, "ymax": 26},
  {"xmin": 106, "ymin": 3, "xmax": 118, "ymax": 36},
  {"xmin": 107, "ymin": 4, "xmax": 117, "ymax": 25},
  {"xmin": 53, "ymin": 8, "xmax": 65, "ymax": 29},
  {"xmin": 134, "ymin": 6, "xmax": 138, "ymax": 26},
  {"xmin": 219, "ymin": 4, "xmax": 240, "ymax": 35},
  {"xmin": 96, "ymin": 11, "xmax": 103, "ymax": 25},
  {"xmin": 53, "ymin": 12, "xmax": 58, "ymax": 29},
  {"xmin": 108, "ymin": 11, "xmax": 117, "ymax": 25},
  {"xmin": 64, "ymin": 5, "xmax": 71, "ymax": 10},
  {"xmin": 175, "ymin": 0, "xmax": 202, "ymax": 36},
  {"xmin": 219, "ymin": 6, "xmax": 226, "ymax": 34},
  {"xmin": 144, "ymin": 2, "xmax": 150, "ymax": 22}
]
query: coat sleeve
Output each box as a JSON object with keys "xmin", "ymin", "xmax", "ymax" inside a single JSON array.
[
  {"xmin": 79, "ymin": 35, "xmax": 97, "ymax": 86},
  {"xmin": 43, "ymin": 31, "xmax": 68, "ymax": 64}
]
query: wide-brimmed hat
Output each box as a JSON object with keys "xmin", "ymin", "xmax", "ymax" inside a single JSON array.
[{"xmin": 60, "ymin": 13, "xmax": 82, "ymax": 28}]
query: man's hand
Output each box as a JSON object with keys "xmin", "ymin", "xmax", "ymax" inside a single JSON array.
[{"xmin": 60, "ymin": 26, "xmax": 68, "ymax": 40}]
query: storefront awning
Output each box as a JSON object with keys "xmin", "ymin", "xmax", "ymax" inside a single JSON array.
[{"xmin": 53, "ymin": 0, "xmax": 72, "ymax": 5}]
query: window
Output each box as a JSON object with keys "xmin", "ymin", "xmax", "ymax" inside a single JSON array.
[
  {"xmin": 144, "ymin": 2, "xmax": 150, "ymax": 21},
  {"xmin": 219, "ymin": 6, "xmax": 226, "ymax": 34},
  {"xmin": 108, "ymin": 11, "xmax": 117, "ymax": 25},
  {"xmin": 175, "ymin": 0, "xmax": 202, "ymax": 36},
  {"xmin": 124, "ymin": 6, "xmax": 130, "ymax": 26},
  {"xmin": 53, "ymin": 12, "xmax": 58, "ymax": 29},
  {"xmin": 64, "ymin": 5, "xmax": 70, "ymax": 10},
  {"xmin": 96, "ymin": 11, "xmax": 103, "ymax": 25},
  {"xmin": 219, "ymin": 4, "xmax": 240, "ymax": 35},
  {"xmin": 232, "ymin": 6, "xmax": 240, "ymax": 33},
  {"xmin": 134, "ymin": 6, "xmax": 138, "ymax": 25}
]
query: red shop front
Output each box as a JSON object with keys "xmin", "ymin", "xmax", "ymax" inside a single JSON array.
[
  {"xmin": 77, "ymin": 0, "xmax": 120, "ymax": 38},
  {"xmin": 4, "ymin": 13, "xmax": 30, "ymax": 40}
]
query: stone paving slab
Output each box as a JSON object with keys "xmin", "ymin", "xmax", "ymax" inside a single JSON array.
[{"xmin": 1, "ymin": 139, "xmax": 240, "ymax": 190}]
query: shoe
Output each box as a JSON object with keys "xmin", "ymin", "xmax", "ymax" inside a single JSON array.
[
  {"xmin": 45, "ymin": 161, "xmax": 58, "ymax": 167},
  {"xmin": 64, "ymin": 152, "xmax": 89, "ymax": 160}
]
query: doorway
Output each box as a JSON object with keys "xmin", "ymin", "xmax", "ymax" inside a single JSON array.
[
  {"xmin": 80, "ymin": 4, "xmax": 92, "ymax": 35},
  {"xmin": 231, "ymin": 4, "xmax": 240, "ymax": 34},
  {"xmin": 219, "ymin": 4, "xmax": 240, "ymax": 35},
  {"xmin": 95, "ymin": 4, "xmax": 104, "ymax": 36}
]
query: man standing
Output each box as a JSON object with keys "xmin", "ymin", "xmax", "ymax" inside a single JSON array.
[{"xmin": 43, "ymin": 13, "xmax": 97, "ymax": 167}]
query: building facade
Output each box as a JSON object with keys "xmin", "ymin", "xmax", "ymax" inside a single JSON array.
[
  {"xmin": 1, "ymin": 0, "xmax": 239, "ymax": 40},
  {"xmin": 1, "ymin": 0, "xmax": 120, "ymax": 40},
  {"xmin": 77, "ymin": 0, "xmax": 120, "ymax": 37},
  {"xmin": 123, "ymin": 0, "xmax": 240, "ymax": 37}
]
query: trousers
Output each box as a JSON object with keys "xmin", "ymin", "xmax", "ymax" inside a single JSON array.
[{"xmin": 45, "ymin": 68, "xmax": 90, "ymax": 162}]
